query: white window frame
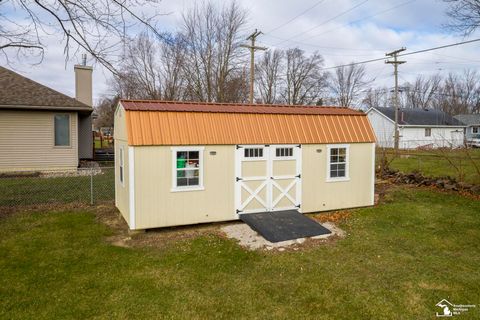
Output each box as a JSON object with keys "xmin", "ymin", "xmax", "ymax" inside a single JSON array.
[
  {"xmin": 326, "ymin": 144, "xmax": 350, "ymax": 182},
  {"xmin": 272, "ymin": 145, "xmax": 296, "ymax": 160},
  {"xmin": 171, "ymin": 146, "xmax": 205, "ymax": 192},
  {"xmin": 119, "ymin": 146, "xmax": 125, "ymax": 187},
  {"xmin": 241, "ymin": 145, "xmax": 267, "ymax": 161},
  {"xmin": 53, "ymin": 113, "xmax": 71, "ymax": 147}
]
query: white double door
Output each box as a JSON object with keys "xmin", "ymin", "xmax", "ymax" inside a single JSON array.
[{"xmin": 235, "ymin": 145, "xmax": 302, "ymax": 214}]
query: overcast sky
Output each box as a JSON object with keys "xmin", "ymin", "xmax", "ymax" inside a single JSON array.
[{"xmin": 3, "ymin": 0, "xmax": 480, "ymax": 104}]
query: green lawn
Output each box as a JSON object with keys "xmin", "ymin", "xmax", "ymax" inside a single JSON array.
[
  {"xmin": 1, "ymin": 187, "xmax": 479, "ymax": 319},
  {"xmin": 0, "ymin": 168, "xmax": 115, "ymax": 207},
  {"xmin": 379, "ymin": 149, "xmax": 480, "ymax": 185}
]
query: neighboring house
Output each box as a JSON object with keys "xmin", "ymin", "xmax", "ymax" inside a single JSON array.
[
  {"xmin": 0, "ymin": 65, "xmax": 93, "ymax": 171},
  {"xmin": 366, "ymin": 107, "xmax": 465, "ymax": 149},
  {"xmin": 114, "ymin": 100, "xmax": 376, "ymax": 230},
  {"xmin": 454, "ymin": 114, "xmax": 480, "ymax": 139}
]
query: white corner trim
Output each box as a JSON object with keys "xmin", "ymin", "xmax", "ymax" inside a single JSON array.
[
  {"xmin": 371, "ymin": 142, "xmax": 376, "ymax": 206},
  {"xmin": 128, "ymin": 146, "xmax": 136, "ymax": 230},
  {"xmin": 326, "ymin": 144, "xmax": 350, "ymax": 182}
]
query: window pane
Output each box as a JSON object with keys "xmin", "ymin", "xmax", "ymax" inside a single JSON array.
[
  {"xmin": 177, "ymin": 177, "xmax": 188, "ymax": 186},
  {"xmin": 244, "ymin": 148, "xmax": 263, "ymax": 158},
  {"xmin": 177, "ymin": 152, "xmax": 187, "ymax": 169},
  {"xmin": 188, "ymin": 151, "xmax": 199, "ymax": 160},
  {"xmin": 187, "ymin": 177, "xmax": 199, "ymax": 186},
  {"xmin": 54, "ymin": 114, "xmax": 70, "ymax": 146}
]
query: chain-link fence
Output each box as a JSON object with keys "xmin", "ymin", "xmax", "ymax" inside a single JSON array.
[
  {"xmin": 0, "ymin": 163, "xmax": 115, "ymax": 208},
  {"xmin": 376, "ymin": 147, "xmax": 480, "ymax": 185}
]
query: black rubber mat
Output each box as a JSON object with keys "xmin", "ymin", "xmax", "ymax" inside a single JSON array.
[{"xmin": 239, "ymin": 210, "xmax": 331, "ymax": 243}]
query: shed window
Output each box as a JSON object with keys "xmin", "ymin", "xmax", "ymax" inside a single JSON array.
[
  {"xmin": 275, "ymin": 147, "xmax": 293, "ymax": 158},
  {"xmin": 244, "ymin": 148, "xmax": 263, "ymax": 158},
  {"xmin": 327, "ymin": 145, "xmax": 349, "ymax": 181},
  {"xmin": 119, "ymin": 147, "xmax": 124, "ymax": 186},
  {"xmin": 54, "ymin": 114, "xmax": 70, "ymax": 146},
  {"xmin": 172, "ymin": 147, "xmax": 204, "ymax": 191},
  {"xmin": 425, "ymin": 128, "xmax": 431, "ymax": 137},
  {"xmin": 473, "ymin": 127, "xmax": 479, "ymax": 134}
]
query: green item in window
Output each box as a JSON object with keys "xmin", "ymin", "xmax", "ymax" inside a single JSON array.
[{"xmin": 177, "ymin": 158, "xmax": 186, "ymax": 169}]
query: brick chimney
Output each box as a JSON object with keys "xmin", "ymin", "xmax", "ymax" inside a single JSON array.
[{"xmin": 74, "ymin": 54, "xmax": 93, "ymax": 106}]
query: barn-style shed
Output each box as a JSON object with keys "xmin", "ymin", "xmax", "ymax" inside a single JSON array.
[{"xmin": 114, "ymin": 100, "xmax": 376, "ymax": 230}]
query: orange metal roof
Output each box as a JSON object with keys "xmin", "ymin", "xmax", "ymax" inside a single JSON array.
[{"xmin": 120, "ymin": 100, "xmax": 376, "ymax": 146}]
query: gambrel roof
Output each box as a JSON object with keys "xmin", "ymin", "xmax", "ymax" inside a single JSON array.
[{"xmin": 119, "ymin": 100, "xmax": 376, "ymax": 146}]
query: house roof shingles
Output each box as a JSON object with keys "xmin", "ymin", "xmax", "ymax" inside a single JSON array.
[
  {"xmin": 120, "ymin": 100, "xmax": 376, "ymax": 146},
  {"xmin": 454, "ymin": 114, "xmax": 480, "ymax": 126},
  {"xmin": 374, "ymin": 107, "xmax": 464, "ymax": 126},
  {"xmin": 0, "ymin": 66, "xmax": 91, "ymax": 112}
]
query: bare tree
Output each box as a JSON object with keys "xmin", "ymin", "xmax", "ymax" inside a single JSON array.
[
  {"xmin": 329, "ymin": 63, "xmax": 371, "ymax": 107},
  {"xmin": 435, "ymin": 70, "xmax": 480, "ymax": 115},
  {"xmin": 159, "ymin": 34, "xmax": 187, "ymax": 101},
  {"xmin": 281, "ymin": 48, "xmax": 327, "ymax": 105},
  {"xmin": 181, "ymin": 1, "xmax": 247, "ymax": 102},
  {"xmin": 402, "ymin": 74, "xmax": 442, "ymax": 109},
  {"xmin": 444, "ymin": 0, "xmax": 480, "ymax": 35},
  {"xmin": 255, "ymin": 49, "xmax": 284, "ymax": 104},
  {"xmin": 122, "ymin": 32, "xmax": 162, "ymax": 99},
  {"xmin": 362, "ymin": 88, "xmax": 388, "ymax": 109},
  {"xmin": 0, "ymin": 0, "xmax": 168, "ymax": 73},
  {"xmin": 95, "ymin": 96, "xmax": 120, "ymax": 128}
]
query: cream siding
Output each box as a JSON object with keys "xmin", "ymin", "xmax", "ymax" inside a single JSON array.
[
  {"xmin": 113, "ymin": 104, "xmax": 128, "ymax": 141},
  {"xmin": 114, "ymin": 140, "xmax": 130, "ymax": 224},
  {"xmin": 0, "ymin": 110, "xmax": 78, "ymax": 171},
  {"xmin": 301, "ymin": 143, "xmax": 375, "ymax": 213},
  {"xmin": 133, "ymin": 145, "xmax": 235, "ymax": 229},
  {"xmin": 114, "ymin": 104, "xmax": 130, "ymax": 225}
]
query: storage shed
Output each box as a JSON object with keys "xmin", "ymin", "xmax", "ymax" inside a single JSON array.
[{"xmin": 114, "ymin": 100, "xmax": 376, "ymax": 230}]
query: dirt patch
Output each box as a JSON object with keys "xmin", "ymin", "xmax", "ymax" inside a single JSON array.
[{"xmin": 221, "ymin": 221, "xmax": 346, "ymax": 251}]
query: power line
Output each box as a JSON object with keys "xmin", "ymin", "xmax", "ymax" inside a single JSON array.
[
  {"xmin": 271, "ymin": 0, "xmax": 369, "ymax": 47},
  {"xmin": 320, "ymin": 37, "xmax": 480, "ymax": 71},
  {"xmin": 264, "ymin": 0, "xmax": 326, "ymax": 34}
]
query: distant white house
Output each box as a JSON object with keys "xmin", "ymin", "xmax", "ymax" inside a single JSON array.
[
  {"xmin": 366, "ymin": 107, "xmax": 465, "ymax": 149},
  {"xmin": 454, "ymin": 114, "xmax": 480, "ymax": 139}
]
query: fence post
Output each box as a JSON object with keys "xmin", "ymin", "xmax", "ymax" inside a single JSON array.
[{"xmin": 90, "ymin": 164, "xmax": 94, "ymax": 205}]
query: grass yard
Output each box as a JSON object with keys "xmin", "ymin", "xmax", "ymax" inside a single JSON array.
[
  {"xmin": 0, "ymin": 169, "xmax": 115, "ymax": 207},
  {"xmin": 379, "ymin": 148, "xmax": 480, "ymax": 185},
  {"xmin": 1, "ymin": 186, "xmax": 479, "ymax": 319}
]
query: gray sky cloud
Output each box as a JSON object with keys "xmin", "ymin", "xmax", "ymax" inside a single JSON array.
[{"xmin": 2, "ymin": 0, "xmax": 479, "ymax": 104}]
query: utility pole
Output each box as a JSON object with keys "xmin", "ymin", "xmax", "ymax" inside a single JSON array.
[
  {"xmin": 385, "ymin": 47, "xmax": 406, "ymax": 151},
  {"xmin": 240, "ymin": 29, "xmax": 267, "ymax": 104}
]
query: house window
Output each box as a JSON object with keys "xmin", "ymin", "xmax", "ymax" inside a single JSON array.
[
  {"xmin": 119, "ymin": 147, "xmax": 124, "ymax": 186},
  {"xmin": 425, "ymin": 128, "xmax": 432, "ymax": 137},
  {"xmin": 327, "ymin": 145, "xmax": 349, "ymax": 181},
  {"xmin": 54, "ymin": 114, "xmax": 70, "ymax": 146},
  {"xmin": 172, "ymin": 147, "xmax": 204, "ymax": 191},
  {"xmin": 244, "ymin": 148, "xmax": 264, "ymax": 158},
  {"xmin": 275, "ymin": 147, "xmax": 293, "ymax": 158},
  {"xmin": 473, "ymin": 127, "xmax": 479, "ymax": 134}
]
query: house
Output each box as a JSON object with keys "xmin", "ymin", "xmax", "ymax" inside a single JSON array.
[
  {"xmin": 454, "ymin": 114, "xmax": 480, "ymax": 139},
  {"xmin": 114, "ymin": 100, "xmax": 376, "ymax": 230},
  {"xmin": 0, "ymin": 64, "xmax": 93, "ymax": 171},
  {"xmin": 366, "ymin": 107, "xmax": 465, "ymax": 149}
]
